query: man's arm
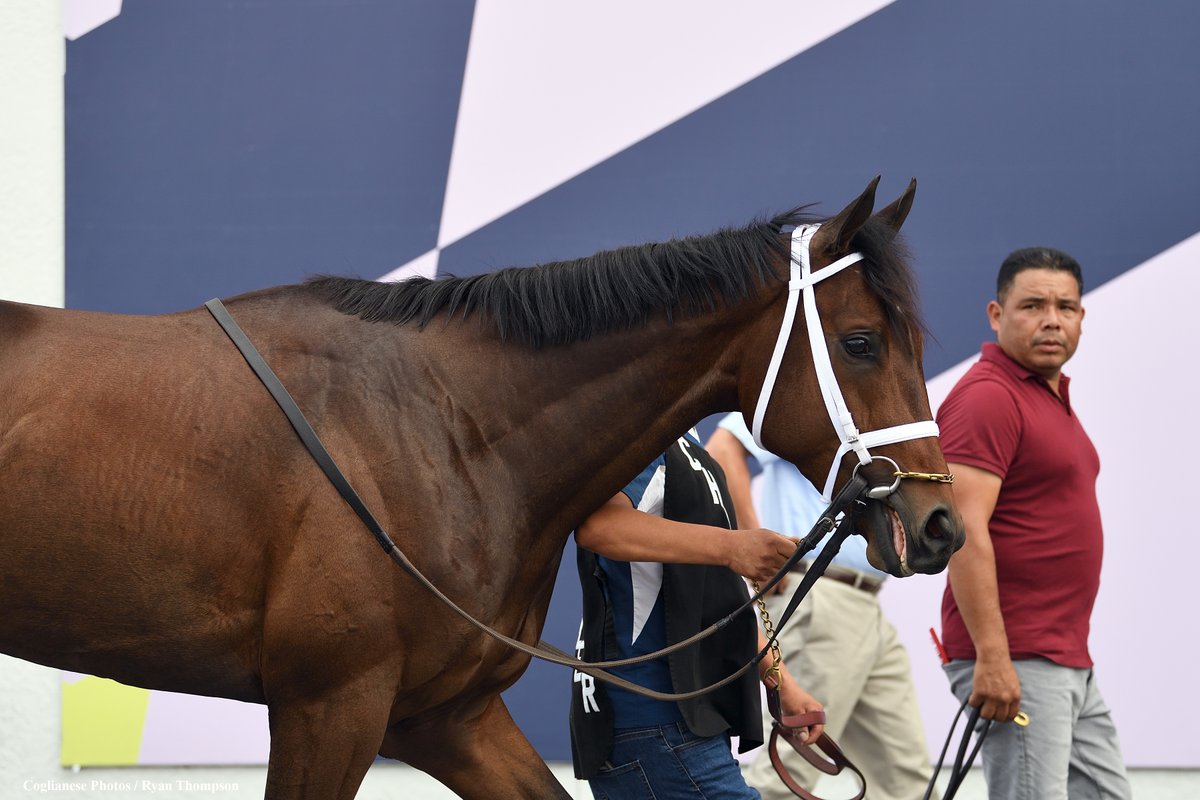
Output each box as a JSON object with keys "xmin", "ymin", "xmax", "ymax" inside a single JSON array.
[
  {"xmin": 947, "ymin": 461, "xmax": 1021, "ymax": 722},
  {"xmin": 575, "ymin": 492, "xmax": 798, "ymax": 583},
  {"xmin": 577, "ymin": 489, "xmax": 825, "ymax": 738}
]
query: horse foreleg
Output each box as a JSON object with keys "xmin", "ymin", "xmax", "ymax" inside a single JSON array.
[
  {"xmin": 263, "ymin": 679, "xmax": 393, "ymax": 800},
  {"xmin": 381, "ymin": 695, "xmax": 572, "ymax": 800}
]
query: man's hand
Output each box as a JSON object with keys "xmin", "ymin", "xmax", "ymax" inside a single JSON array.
[
  {"xmin": 727, "ymin": 528, "xmax": 799, "ymax": 583},
  {"xmin": 970, "ymin": 655, "xmax": 1022, "ymax": 722},
  {"xmin": 776, "ymin": 665, "xmax": 825, "ymax": 745},
  {"xmin": 705, "ymin": 428, "xmax": 796, "ymax": 588}
]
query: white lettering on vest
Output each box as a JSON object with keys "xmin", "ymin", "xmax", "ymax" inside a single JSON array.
[
  {"xmin": 677, "ymin": 438, "xmax": 732, "ymax": 527},
  {"xmin": 573, "ymin": 620, "xmax": 599, "ymax": 713}
]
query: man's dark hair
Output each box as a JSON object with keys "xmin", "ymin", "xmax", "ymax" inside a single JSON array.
[{"xmin": 996, "ymin": 247, "xmax": 1083, "ymax": 301}]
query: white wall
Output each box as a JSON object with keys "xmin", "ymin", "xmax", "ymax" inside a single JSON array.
[
  {"xmin": 0, "ymin": 5, "xmax": 279, "ymax": 799},
  {"xmin": 0, "ymin": 0, "xmax": 63, "ymax": 306},
  {"xmin": 0, "ymin": 0, "xmax": 67, "ymax": 794}
]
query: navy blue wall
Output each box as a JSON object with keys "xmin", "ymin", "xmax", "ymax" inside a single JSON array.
[{"xmin": 67, "ymin": 0, "xmax": 473, "ymax": 312}]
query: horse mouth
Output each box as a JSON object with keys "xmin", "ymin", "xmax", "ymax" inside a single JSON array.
[
  {"xmin": 888, "ymin": 505, "xmax": 913, "ymax": 576},
  {"xmin": 859, "ymin": 500, "xmax": 914, "ymax": 577}
]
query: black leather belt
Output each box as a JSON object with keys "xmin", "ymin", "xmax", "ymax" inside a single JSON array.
[{"xmin": 790, "ymin": 562, "xmax": 883, "ymax": 594}]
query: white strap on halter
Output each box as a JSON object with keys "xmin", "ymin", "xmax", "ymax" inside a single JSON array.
[{"xmin": 750, "ymin": 224, "xmax": 940, "ymax": 500}]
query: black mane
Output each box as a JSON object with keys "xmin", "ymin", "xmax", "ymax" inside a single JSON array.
[{"xmin": 305, "ymin": 209, "xmax": 922, "ymax": 348}]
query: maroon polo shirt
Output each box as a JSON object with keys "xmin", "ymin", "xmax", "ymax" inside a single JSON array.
[{"xmin": 938, "ymin": 343, "xmax": 1102, "ymax": 668}]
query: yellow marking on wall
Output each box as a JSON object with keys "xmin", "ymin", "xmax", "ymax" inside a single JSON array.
[{"xmin": 61, "ymin": 677, "xmax": 151, "ymax": 766}]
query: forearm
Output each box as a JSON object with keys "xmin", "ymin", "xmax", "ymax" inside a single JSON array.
[
  {"xmin": 945, "ymin": 462, "xmax": 1010, "ymax": 660},
  {"xmin": 756, "ymin": 629, "xmax": 824, "ymax": 741},
  {"xmin": 948, "ymin": 524, "xmax": 1010, "ymax": 661},
  {"xmin": 949, "ymin": 517, "xmax": 1023, "ymax": 720},
  {"xmin": 944, "ymin": 465, "xmax": 1020, "ymax": 719},
  {"xmin": 578, "ymin": 487, "xmax": 798, "ymax": 583},
  {"xmin": 576, "ymin": 503, "xmax": 734, "ymax": 567}
]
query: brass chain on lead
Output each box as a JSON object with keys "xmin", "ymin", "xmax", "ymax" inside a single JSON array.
[{"xmin": 753, "ymin": 579, "xmax": 783, "ymax": 686}]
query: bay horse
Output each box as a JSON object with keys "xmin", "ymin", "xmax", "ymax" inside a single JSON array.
[{"xmin": 0, "ymin": 178, "xmax": 963, "ymax": 799}]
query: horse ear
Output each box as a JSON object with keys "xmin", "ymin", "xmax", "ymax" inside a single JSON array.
[
  {"xmin": 819, "ymin": 176, "xmax": 880, "ymax": 255},
  {"xmin": 873, "ymin": 177, "xmax": 917, "ymax": 235}
]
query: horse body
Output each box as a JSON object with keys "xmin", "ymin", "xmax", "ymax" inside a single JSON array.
[
  {"xmin": 0, "ymin": 180, "xmax": 964, "ymax": 798},
  {"xmin": 0, "ymin": 287, "xmax": 756, "ymax": 791}
]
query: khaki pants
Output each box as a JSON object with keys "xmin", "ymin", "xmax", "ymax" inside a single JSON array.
[{"xmin": 743, "ymin": 575, "xmax": 935, "ymax": 800}]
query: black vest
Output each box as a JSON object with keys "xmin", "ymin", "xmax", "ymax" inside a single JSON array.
[{"xmin": 569, "ymin": 437, "xmax": 763, "ymax": 779}]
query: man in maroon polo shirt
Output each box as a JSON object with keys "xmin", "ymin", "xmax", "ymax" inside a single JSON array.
[{"xmin": 937, "ymin": 247, "xmax": 1131, "ymax": 799}]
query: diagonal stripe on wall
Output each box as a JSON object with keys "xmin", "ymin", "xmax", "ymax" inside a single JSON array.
[
  {"xmin": 441, "ymin": 0, "xmax": 1200, "ymax": 379},
  {"xmin": 439, "ymin": 0, "xmax": 898, "ymax": 247}
]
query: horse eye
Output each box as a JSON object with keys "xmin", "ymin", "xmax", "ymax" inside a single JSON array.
[{"xmin": 843, "ymin": 335, "xmax": 873, "ymax": 358}]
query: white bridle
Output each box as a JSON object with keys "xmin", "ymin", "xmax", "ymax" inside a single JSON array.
[{"xmin": 750, "ymin": 224, "xmax": 941, "ymax": 501}]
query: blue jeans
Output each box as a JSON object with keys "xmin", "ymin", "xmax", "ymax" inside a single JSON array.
[{"xmin": 588, "ymin": 722, "xmax": 760, "ymax": 800}]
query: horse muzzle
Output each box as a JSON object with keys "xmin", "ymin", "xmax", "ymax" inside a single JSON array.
[{"xmin": 851, "ymin": 459, "xmax": 964, "ymax": 576}]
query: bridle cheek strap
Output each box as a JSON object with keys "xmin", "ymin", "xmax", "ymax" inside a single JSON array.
[{"xmin": 751, "ymin": 224, "xmax": 940, "ymax": 501}]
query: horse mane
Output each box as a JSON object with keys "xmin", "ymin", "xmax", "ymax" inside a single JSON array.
[{"xmin": 305, "ymin": 209, "xmax": 923, "ymax": 349}]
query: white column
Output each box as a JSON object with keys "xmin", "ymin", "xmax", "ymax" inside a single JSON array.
[
  {"xmin": 0, "ymin": 0, "xmax": 64, "ymax": 307},
  {"xmin": 0, "ymin": 1, "xmax": 65, "ymax": 794}
]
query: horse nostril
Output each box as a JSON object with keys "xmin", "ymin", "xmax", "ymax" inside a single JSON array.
[
  {"xmin": 925, "ymin": 508, "xmax": 953, "ymax": 541},
  {"xmin": 912, "ymin": 507, "xmax": 965, "ymax": 573}
]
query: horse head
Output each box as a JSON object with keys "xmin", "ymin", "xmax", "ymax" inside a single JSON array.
[{"xmin": 743, "ymin": 177, "xmax": 964, "ymax": 576}]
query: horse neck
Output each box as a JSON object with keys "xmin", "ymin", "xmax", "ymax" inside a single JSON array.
[{"xmin": 422, "ymin": 295, "xmax": 775, "ymax": 552}]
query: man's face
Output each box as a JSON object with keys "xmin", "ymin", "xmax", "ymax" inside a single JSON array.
[{"xmin": 988, "ymin": 267, "xmax": 1085, "ymax": 380}]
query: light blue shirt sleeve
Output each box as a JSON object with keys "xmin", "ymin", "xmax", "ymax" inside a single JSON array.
[
  {"xmin": 717, "ymin": 412, "xmax": 776, "ymax": 467},
  {"xmin": 716, "ymin": 412, "xmax": 886, "ymax": 578}
]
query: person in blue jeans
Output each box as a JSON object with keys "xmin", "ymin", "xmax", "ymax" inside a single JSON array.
[{"xmin": 569, "ymin": 432, "xmax": 824, "ymax": 799}]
